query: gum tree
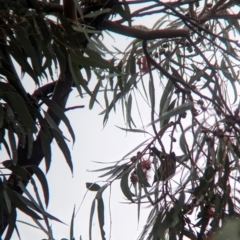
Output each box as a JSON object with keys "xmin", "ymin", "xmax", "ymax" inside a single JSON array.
[{"xmin": 0, "ymin": 0, "xmax": 240, "ymax": 239}]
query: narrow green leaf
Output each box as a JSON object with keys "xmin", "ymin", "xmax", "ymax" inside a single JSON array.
[
  {"xmin": 4, "ymin": 92, "xmax": 36, "ymax": 133},
  {"xmin": 120, "ymin": 169, "xmax": 135, "ymax": 202},
  {"xmin": 161, "ymin": 99, "xmax": 177, "ymax": 127},
  {"xmin": 121, "ymin": 138, "xmax": 150, "ymax": 160},
  {"xmin": 27, "ymin": 165, "xmax": 49, "ymax": 207},
  {"xmin": 137, "ymin": 184, "xmax": 142, "ymax": 223},
  {"xmin": 97, "ymin": 197, "xmax": 106, "ymax": 240},
  {"xmin": 44, "ymin": 110, "xmax": 63, "ymax": 135},
  {"xmin": 179, "ymin": 131, "xmax": 188, "ymax": 154},
  {"xmin": 126, "ymin": 94, "xmax": 132, "ymax": 128},
  {"xmin": 68, "ymin": 54, "xmax": 92, "ymax": 97},
  {"xmin": 86, "ymin": 183, "xmax": 101, "ymax": 191},
  {"xmin": 137, "ymin": 163, "xmax": 150, "ymax": 187},
  {"xmin": 41, "ymin": 97, "xmax": 75, "ymax": 144},
  {"xmin": 171, "ymin": 66, "xmax": 183, "ymax": 80},
  {"xmin": 17, "ymin": 181, "xmax": 45, "ymax": 213},
  {"xmin": 73, "ymin": 0, "xmax": 84, "ymax": 20},
  {"xmin": 89, "ymin": 200, "xmax": 96, "ymax": 240},
  {"xmin": 189, "ymin": 70, "xmax": 203, "ymax": 84},
  {"xmin": 201, "ymin": 71, "xmax": 215, "ymax": 89},
  {"xmin": 7, "ymin": 41, "xmax": 38, "ymax": 84},
  {"xmin": 57, "ymin": 14, "xmax": 78, "ymax": 48},
  {"xmin": 148, "ymin": 79, "xmax": 154, "ymax": 108},
  {"xmin": 17, "ymin": 182, "xmax": 65, "ymax": 224},
  {"xmin": 89, "ymin": 80, "xmax": 101, "ymax": 109},
  {"xmin": 98, "ymin": 164, "xmax": 127, "ymax": 179},
  {"xmin": 148, "ymin": 102, "xmax": 193, "ymax": 127},
  {"xmin": 84, "ymin": 67, "xmax": 91, "ymax": 82},
  {"xmin": 4, "ymin": 208, "xmax": 16, "ymax": 240},
  {"xmin": 15, "ymin": 25, "xmax": 41, "ymax": 75},
  {"xmin": 152, "ymin": 209, "xmax": 174, "ymax": 240},
  {"xmin": 39, "ymin": 131, "xmax": 52, "ymax": 173},
  {"xmin": 53, "ymin": 43, "xmax": 67, "ymax": 81},
  {"xmin": 70, "ymin": 206, "xmax": 75, "ymax": 240},
  {"xmin": 115, "ymin": 126, "xmax": 150, "ymax": 134},
  {"xmin": 70, "ymin": 50, "xmax": 113, "ymax": 70},
  {"xmin": 95, "ymin": 184, "xmax": 109, "ymax": 200},
  {"xmin": 16, "ymin": 220, "xmax": 40, "ymax": 230},
  {"xmin": 3, "ymin": 189, "xmax": 12, "ymax": 214},
  {"xmin": 160, "ymin": 80, "xmax": 173, "ymax": 117},
  {"xmin": 172, "ymin": 192, "xmax": 185, "ymax": 219},
  {"xmin": 87, "ymin": 165, "xmax": 116, "ymax": 173},
  {"xmin": 124, "ymin": 73, "xmax": 138, "ymax": 93},
  {"xmin": 7, "ymin": 188, "xmax": 42, "ymax": 220},
  {"xmin": 52, "ymin": 129, "xmax": 73, "ymax": 173},
  {"xmin": 103, "ymin": 84, "xmax": 111, "ymax": 125},
  {"xmin": 221, "ymin": 59, "xmax": 237, "ymax": 104}
]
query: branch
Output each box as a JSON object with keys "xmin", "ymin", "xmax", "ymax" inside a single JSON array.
[
  {"xmin": 65, "ymin": 105, "xmax": 85, "ymax": 112},
  {"xmin": 100, "ymin": 20, "xmax": 189, "ymax": 40},
  {"xmin": 32, "ymin": 81, "xmax": 57, "ymax": 99},
  {"xmin": 142, "ymin": 40, "xmax": 227, "ymax": 117}
]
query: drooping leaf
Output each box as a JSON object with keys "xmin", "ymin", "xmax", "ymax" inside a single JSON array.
[
  {"xmin": 160, "ymin": 99, "xmax": 177, "ymax": 127},
  {"xmin": 6, "ymin": 188, "xmax": 42, "ymax": 220},
  {"xmin": 120, "ymin": 168, "xmax": 135, "ymax": 202},
  {"xmin": 51, "ymin": 129, "xmax": 73, "ymax": 174},
  {"xmin": 41, "ymin": 97, "xmax": 75, "ymax": 144},
  {"xmin": 27, "ymin": 165, "xmax": 49, "ymax": 207},
  {"xmin": 4, "ymin": 92, "xmax": 37, "ymax": 133},
  {"xmin": 126, "ymin": 94, "xmax": 133, "ymax": 128},
  {"xmin": 15, "ymin": 25, "xmax": 41, "ymax": 76},
  {"xmin": 89, "ymin": 200, "xmax": 96, "ymax": 240},
  {"xmin": 137, "ymin": 163, "xmax": 150, "ymax": 187},
  {"xmin": 7, "ymin": 40, "xmax": 38, "ymax": 84},
  {"xmin": 39, "ymin": 131, "xmax": 52, "ymax": 173},
  {"xmin": 160, "ymin": 80, "xmax": 174, "ymax": 116},
  {"xmin": 97, "ymin": 197, "xmax": 106, "ymax": 240},
  {"xmin": 70, "ymin": 50, "xmax": 114, "ymax": 70},
  {"xmin": 86, "ymin": 183, "xmax": 101, "ymax": 191},
  {"xmin": 70, "ymin": 206, "xmax": 75, "ymax": 240},
  {"xmin": 4, "ymin": 208, "xmax": 17, "ymax": 240},
  {"xmin": 89, "ymin": 80, "xmax": 102, "ymax": 109},
  {"xmin": 115, "ymin": 126, "xmax": 150, "ymax": 134},
  {"xmin": 3, "ymin": 189, "xmax": 12, "ymax": 214},
  {"xmin": 68, "ymin": 53, "xmax": 93, "ymax": 98},
  {"xmin": 147, "ymin": 102, "xmax": 193, "ymax": 127}
]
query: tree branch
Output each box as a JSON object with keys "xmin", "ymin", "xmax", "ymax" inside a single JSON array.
[{"xmin": 100, "ymin": 20, "xmax": 189, "ymax": 40}]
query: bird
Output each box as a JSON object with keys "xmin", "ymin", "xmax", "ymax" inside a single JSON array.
[{"xmin": 150, "ymin": 147, "xmax": 176, "ymax": 183}]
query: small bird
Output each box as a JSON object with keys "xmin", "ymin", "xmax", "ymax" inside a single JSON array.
[{"xmin": 150, "ymin": 147, "xmax": 176, "ymax": 183}]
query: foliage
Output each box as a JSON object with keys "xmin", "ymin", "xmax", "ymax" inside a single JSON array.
[{"xmin": 0, "ymin": 0, "xmax": 240, "ymax": 239}]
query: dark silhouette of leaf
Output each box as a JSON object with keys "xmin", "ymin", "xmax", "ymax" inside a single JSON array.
[
  {"xmin": 86, "ymin": 183, "xmax": 101, "ymax": 191},
  {"xmin": 51, "ymin": 129, "xmax": 73, "ymax": 174},
  {"xmin": 41, "ymin": 97, "xmax": 75, "ymax": 144},
  {"xmin": 27, "ymin": 165, "xmax": 49, "ymax": 207}
]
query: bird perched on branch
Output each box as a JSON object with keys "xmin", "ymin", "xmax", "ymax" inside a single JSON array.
[{"xmin": 150, "ymin": 147, "xmax": 176, "ymax": 183}]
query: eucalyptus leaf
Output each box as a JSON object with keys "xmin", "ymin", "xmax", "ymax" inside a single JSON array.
[
  {"xmin": 52, "ymin": 129, "xmax": 73, "ymax": 174},
  {"xmin": 41, "ymin": 97, "xmax": 75, "ymax": 144}
]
